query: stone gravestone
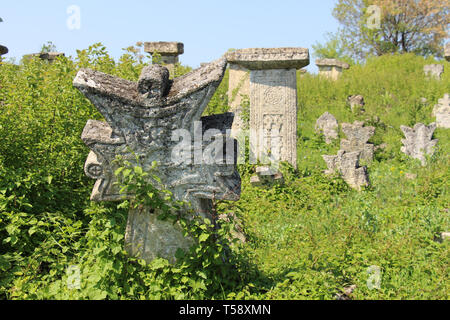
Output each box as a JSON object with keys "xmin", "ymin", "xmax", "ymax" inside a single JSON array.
[
  {"xmin": 347, "ymin": 95, "xmax": 365, "ymax": 113},
  {"xmin": 315, "ymin": 112, "xmax": 338, "ymax": 144},
  {"xmin": 432, "ymin": 93, "xmax": 450, "ymax": 129},
  {"xmin": 227, "ymin": 48, "xmax": 310, "ymax": 169},
  {"xmin": 0, "ymin": 45, "xmax": 8, "ymax": 57},
  {"xmin": 74, "ymin": 57, "xmax": 242, "ymax": 263},
  {"xmin": 228, "ymin": 63, "xmax": 250, "ymax": 137},
  {"xmin": 445, "ymin": 43, "xmax": 450, "ymax": 62},
  {"xmin": 400, "ymin": 123, "xmax": 438, "ymax": 166},
  {"xmin": 323, "ymin": 150, "xmax": 369, "ymax": 190},
  {"xmin": 144, "ymin": 42, "xmax": 184, "ymax": 78},
  {"xmin": 23, "ymin": 52, "xmax": 65, "ymax": 63},
  {"xmin": 340, "ymin": 121, "xmax": 375, "ymax": 162},
  {"xmin": 423, "ymin": 64, "xmax": 444, "ymax": 80},
  {"xmin": 316, "ymin": 59, "xmax": 350, "ymax": 81}
]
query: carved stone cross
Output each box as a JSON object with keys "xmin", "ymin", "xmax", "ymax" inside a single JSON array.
[
  {"xmin": 74, "ymin": 57, "xmax": 241, "ymax": 263},
  {"xmin": 400, "ymin": 123, "xmax": 438, "ymax": 166}
]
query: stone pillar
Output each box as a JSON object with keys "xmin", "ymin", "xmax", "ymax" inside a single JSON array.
[
  {"xmin": 227, "ymin": 48, "xmax": 310, "ymax": 168},
  {"xmin": 144, "ymin": 42, "xmax": 184, "ymax": 77},
  {"xmin": 432, "ymin": 94, "xmax": 450, "ymax": 129},
  {"xmin": 316, "ymin": 59, "xmax": 350, "ymax": 81},
  {"xmin": 445, "ymin": 43, "xmax": 450, "ymax": 62},
  {"xmin": 228, "ymin": 64, "xmax": 250, "ymax": 135},
  {"xmin": 0, "ymin": 45, "xmax": 8, "ymax": 60}
]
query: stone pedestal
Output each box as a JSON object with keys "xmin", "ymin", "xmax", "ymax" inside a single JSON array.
[
  {"xmin": 316, "ymin": 59, "xmax": 350, "ymax": 81},
  {"xmin": 227, "ymin": 48, "xmax": 310, "ymax": 168},
  {"xmin": 144, "ymin": 42, "xmax": 184, "ymax": 77}
]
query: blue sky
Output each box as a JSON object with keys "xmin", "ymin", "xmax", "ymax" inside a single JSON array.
[{"xmin": 1, "ymin": 0, "xmax": 339, "ymax": 71}]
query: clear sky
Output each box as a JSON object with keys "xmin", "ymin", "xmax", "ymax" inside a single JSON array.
[{"xmin": 1, "ymin": 0, "xmax": 339, "ymax": 71}]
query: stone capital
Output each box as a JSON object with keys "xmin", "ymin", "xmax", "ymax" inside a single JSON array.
[
  {"xmin": 316, "ymin": 59, "xmax": 350, "ymax": 69},
  {"xmin": 226, "ymin": 48, "xmax": 310, "ymax": 70},
  {"xmin": 144, "ymin": 42, "xmax": 184, "ymax": 56}
]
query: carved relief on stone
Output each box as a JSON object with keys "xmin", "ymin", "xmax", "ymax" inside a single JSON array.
[
  {"xmin": 323, "ymin": 150, "xmax": 369, "ymax": 190},
  {"xmin": 432, "ymin": 93, "xmax": 450, "ymax": 129},
  {"xmin": 340, "ymin": 121, "xmax": 375, "ymax": 162},
  {"xmin": 315, "ymin": 112, "xmax": 338, "ymax": 144}
]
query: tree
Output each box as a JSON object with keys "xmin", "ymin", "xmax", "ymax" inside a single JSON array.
[
  {"xmin": 333, "ymin": 0, "xmax": 449, "ymax": 60},
  {"xmin": 312, "ymin": 32, "xmax": 354, "ymax": 64}
]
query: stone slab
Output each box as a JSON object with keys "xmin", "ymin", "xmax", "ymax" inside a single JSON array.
[
  {"xmin": 144, "ymin": 42, "xmax": 184, "ymax": 55},
  {"xmin": 226, "ymin": 48, "xmax": 309, "ymax": 70},
  {"xmin": 316, "ymin": 58, "xmax": 350, "ymax": 69}
]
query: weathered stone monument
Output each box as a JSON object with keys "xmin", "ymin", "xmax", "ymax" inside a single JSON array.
[
  {"xmin": 432, "ymin": 93, "xmax": 450, "ymax": 129},
  {"xmin": 144, "ymin": 42, "xmax": 184, "ymax": 77},
  {"xmin": 323, "ymin": 150, "xmax": 369, "ymax": 190},
  {"xmin": 315, "ymin": 112, "xmax": 338, "ymax": 144},
  {"xmin": 445, "ymin": 43, "xmax": 450, "ymax": 62},
  {"xmin": 250, "ymin": 166, "xmax": 284, "ymax": 186},
  {"xmin": 347, "ymin": 95, "xmax": 365, "ymax": 112},
  {"xmin": 316, "ymin": 59, "xmax": 350, "ymax": 81},
  {"xmin": 340, "ymin": 121, "xmax": 375, "ymax": 162},
  {"xmin": 424, "ymin": 64, "xmax": 444, "ymax": 80},
  {"xmin": 74, "ymin": 57, "xmax": 241, "ymax": 263},
  {"xmin": 400, "ymin": 123, "xmax": 438, "ymax": 166},
  {"xmin": 0, "ymin": 45, "xmax": 8, "ymax": 58},
  {"xmin": 227, "ymin": 48, "xmax": 310, "ymax": 168}
]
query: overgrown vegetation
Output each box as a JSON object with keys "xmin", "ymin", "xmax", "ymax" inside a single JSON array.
[{"xmin": 0, "ymin": 44, "xmax": 448, "ymax": 300}]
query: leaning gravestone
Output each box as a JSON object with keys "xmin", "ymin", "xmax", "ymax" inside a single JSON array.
[
  {"xmin": 340, "ymin": 121, "xmax": 375, "ymax": 162},
  {"xmin": 74, "ymin": 57, "xmax": 241, "ymax": 263},
  {"xmin": 400, "ymin": 123, "xmax": 438, "ymax": 166},
  {"xmin": 316, "ymin": 59, "xmax": 349, "ymax": 81},
  {"xmin": 323, "ymin": 150, "xmax": 369, "ymax": 190},
  {"xmin": 315, "ymin": 112, "xmax": 338, "ymax": 144},
  {"xmin": 347, "ymin": 95, "xmax": 365, "ymax": 113},
  {"xmin": 432, "ymin": 93, "xmax": 450, "ymax": 129},
  {"xmin": 227, "ymin": 48, "xmax": 310, "ymax": 168},
  {"xmin": 424, "ymin": 64, "xmax": 444, "ymax": 80},
  {"xmin": 144, "ymin": 42, "xmax": 184, "ymax": 78}
]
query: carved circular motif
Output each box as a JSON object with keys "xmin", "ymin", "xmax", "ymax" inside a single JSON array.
[
  {"xmin": 86, "ymin": 164, "xmax": 103, "ymax": 179},
  {"xmin": 263, "ymin": 87, "xmax": 284, "ymax": 105}
]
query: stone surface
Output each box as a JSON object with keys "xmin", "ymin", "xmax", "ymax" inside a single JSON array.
[
  {"xmin": 144, "ymin": 42, "xmax": 184, "ymax": 77},
  {"xmin": 340, "ymin": 121, "xmax": 375, "ymax": 162},
  {"xmin": 446, "ymin": 43, "xmax": 450, "ymax": 62},
  {"xmin": 432, "ymin": 93, "xmax": 450, "ymax": 129},
  {"xmin": 424, "ymin": 64, "xmax": 444, "ymax": 80},
  {"xmin": 226, "ymin": 47, "xmax": 309, "ymax": 70},
  {"xmin": 315, "ymin": 112, "xmax": 338, "ymax": 144},
  {"xmin": 228, "ymin": 63, "xmax": 250, "ymax": 136},
  {"xmin": 347, "ymin": 95, "xmax": 365, "ymax": 112},
  {"xmin": 323, "ymin": 150, "xmax": 369, "ymax": 190},
  {"xmin": 0, "ymin": 45, "xmax": 8, "ymax": 56},
  {"xmin": 226, "ymin": 48, "xmax": 309, "ymax": 168},
  {"xmin": 74, "ymin": 57, "xmax": 242, "ymax": 263},
  {"xmin": 316, "ymin": 59, "xmax": 350, "ymax": 81},
  {"xmin": 400, "ymin": 123, "xmax": 438, "ymax": 166}
]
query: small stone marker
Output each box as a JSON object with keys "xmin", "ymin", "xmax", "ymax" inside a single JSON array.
[
  {"xmin": 316, "ymin": 58, "xmax": 350, "ymax": 81},
  {"xmin": 0, "ymin": 45, "xmax": 8, "ymax": 57},
  {"xmin": 227, "ymin": 48, "xmax": 310, "ymax": 168},
  {"xmin": 432, "ymin": 93, "xmax": 450, "ymax": 129},
  {"xmin": 144, "ymin": 42, "xmax": 184, "ymax": 77},
  {"xmin": 347, "ymin": 95, "xmax": 365, "ymax": 112},
  {"xmin": 250, "ymin": 166, "xmax": 284, "ymax": 186},
  {"xmin": 423, "ymin": 64, "xmax": 444, "ymax": 80},
  {"xmin": 323, "ymin": 150, "xmax": 369, "ymax": 190},
  {"xmin": 400, "ymin": 123, "xmax": 438, "ymax": 166},
  {"xmin": 340, "ymin": 121, "xmax": 375, "ymax": 162},
  {"xmin": 315, "ymin": 112, "xmax": 338, "ymax": 144},
  {"xmin": 74, "ymin": 57, "xmax": 241, "ymax": 263},
  {"xmin": 23, "ymin": 52, "xmax": 65, "ymax": 62},
  {"xmin": 445, "ymin": 43, "xmax": 450, "ymax": 62}
]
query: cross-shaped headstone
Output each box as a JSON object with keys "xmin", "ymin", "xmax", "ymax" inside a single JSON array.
[
  {"xmin": 400, "ymin": 123, "xmax": 438, "ymax": 166},
  {"xmin": 432, "ymin": 93, "xmax": 450, "ymax": 129},
  {"xmin": 74, "ymin": 57, "xmax": 241, "ymax": 263},
  {"xmin": 340, "ymin": 121, "xmax": 375, "ymax": 162}
]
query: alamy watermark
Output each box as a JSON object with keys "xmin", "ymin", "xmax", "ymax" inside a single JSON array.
[
  {"xmin": 366, "ymin": 265, "xmax": 382, "ymax": 290},
  {"xmin": 367, "ymin": 5, "xmax": 381, "ymax": 30},
  {"xmin": 67, "ymin": 5, "xmax": 81, "ymax": 30},
  {"xmin": 66, "ymin": 265, "xmax": 81, "ymax": 290}
]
